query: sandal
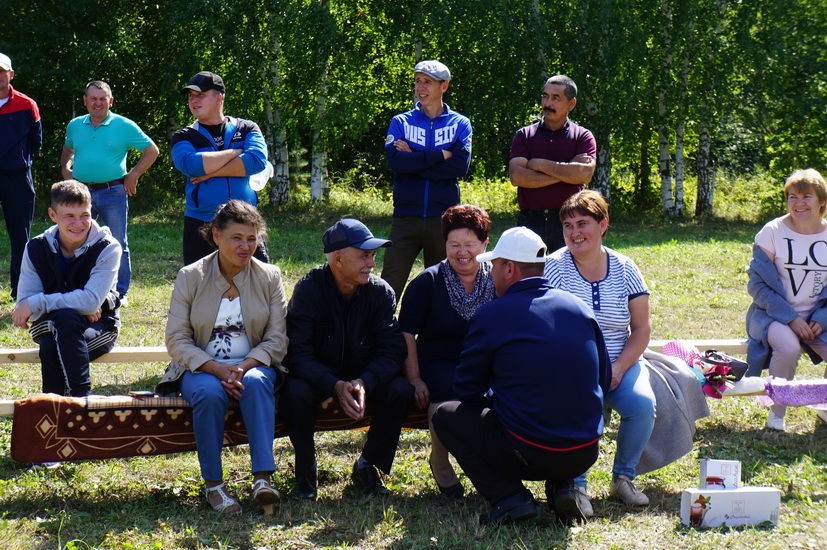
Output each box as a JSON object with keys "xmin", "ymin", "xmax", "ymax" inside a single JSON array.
[
  {"xmin": 205, "ymin": 482, "xmax": 241, "ymax": 515},
  {"xmin": 252, "ymin": 478, "xmax": 279, "ymax": 514}
]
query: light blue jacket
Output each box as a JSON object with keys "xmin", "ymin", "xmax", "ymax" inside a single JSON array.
[{"xmin": 745, "ymin": 244, "xmax": 827, "ymax": 375}]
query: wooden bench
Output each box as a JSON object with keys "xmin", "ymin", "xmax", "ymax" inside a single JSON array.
[
  {"xmin": 0, "ymin": 339, "xmax": 749, "ymax": 418},
  {"xmin": 0, "ymin": 339, "xmax": 749, "ymax": 366}
]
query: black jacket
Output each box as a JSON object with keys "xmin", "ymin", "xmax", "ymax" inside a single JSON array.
[{"xmin": 284, "ymin": 264, "xmax": 405, "ymax": 394}]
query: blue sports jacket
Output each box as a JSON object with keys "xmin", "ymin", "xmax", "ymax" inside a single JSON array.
[
  {"xmin": 170, "ymin": 117, "xmax": 267, "ymax": 221},
  {"xmin": 454, "ymin": 276, "xmax": 611, "ymax": 446},
  {"xmin": 385, "ymin": 103, "xmax": 472, "ymax": 217},
  {"xmin": 0, "ymin": 85, "xmax": 42, "ymax": 171}
]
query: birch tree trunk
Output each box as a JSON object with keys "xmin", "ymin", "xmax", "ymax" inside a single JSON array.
[
  {"xmin": 265, "ymin": 31, "xmax": 289, "ymax": 205},
  {"xmin": 658, "ymin": 0, "xmax": 675, "ymax": 215},
  {"xmin": 673, "ymin": 46, "xmax": 689, "ymax": 216},
  {"xmin": 310, "ymin": 55, "xmax": 331, "ymax": 202},
  {"xmin": 593, "ymin": 132, "xmax": 611, "ymax": 200},
  {"xmin": 695, "ymin": 122, "xmax": 714, "ymax": 216}
]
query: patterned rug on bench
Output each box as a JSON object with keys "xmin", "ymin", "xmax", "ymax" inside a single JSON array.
[{"xmin": 11, "ymin": 393, "xmax": 428, "ymax": 463}]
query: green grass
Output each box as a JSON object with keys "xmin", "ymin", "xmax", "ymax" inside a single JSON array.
[{"xmin": 0, "ymin": 177, "xmax": 825, "ymax": 549}]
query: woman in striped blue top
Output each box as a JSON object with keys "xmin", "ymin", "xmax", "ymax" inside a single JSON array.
[{"xmin": 544, "ymin": 190, "xmax": 655, "ymax": 516}]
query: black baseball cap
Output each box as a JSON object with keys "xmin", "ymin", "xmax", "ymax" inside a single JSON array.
[
  {"xmin": 181, "ymin": 71, "xmax": 225, "ymax": 94},
  {"xmin": 322, "ymin": 219, "xmax": 391, "ymax": 253}
]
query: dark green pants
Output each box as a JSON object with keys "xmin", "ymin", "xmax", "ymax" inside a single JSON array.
[{"xmin": 380, "ymin": 216, "xmax": 445, "ymax": 300}]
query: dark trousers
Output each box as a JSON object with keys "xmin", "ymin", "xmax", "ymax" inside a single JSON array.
[
  {"xmin": 432, "ymin": 401, "xmax": 599, "ymax": 504},
  {"xmin": 380, "ymin": 216, "xmax": 446, "ymax": 299},
  {"xmin": 0, "ymin": 169, "xmax": 35, "ymax": 298},
  {"xmin": 282, "ymin": 376, "xmax": 414, "ymax": 474},
  {"xmin": 518, "ymin": 208, "xmax": 564, "ymax": 253},
  {"xmin": 30, "ymin": 309, "xmax": 118, "ymax": 397},
  {"xmin": 183, "ymin": 216, "xmax": 269, "ymax": 266}
]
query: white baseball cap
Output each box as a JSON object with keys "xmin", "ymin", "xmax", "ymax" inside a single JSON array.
[
  {"xmin": 476, "ymin": 227, "xmax": 547, "ymax": 263},
  {"xmin": 0, "ymin": 53, "xmax": 12, "ymax": 71}
]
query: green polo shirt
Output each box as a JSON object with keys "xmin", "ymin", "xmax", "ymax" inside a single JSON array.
[{"xmin": 64, "ymin": 112, "xmax": 154, "ymax": 183}]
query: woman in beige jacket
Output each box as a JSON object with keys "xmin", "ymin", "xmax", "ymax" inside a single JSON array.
[{"xmin": 160, "ymin": 200, "xmax": 288, "ymax": 515}]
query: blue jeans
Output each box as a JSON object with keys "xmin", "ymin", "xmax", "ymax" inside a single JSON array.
[
  {"xmin": 181, "ymin": 366, "xmax": 277, "ymax": 481},
  {"xmin": 90, "ymin": 183, "xmax": 130, "ymax": 296},
  {"xmin": 574, "ymin": 361, "xmax": 656, "ymax": 486}
]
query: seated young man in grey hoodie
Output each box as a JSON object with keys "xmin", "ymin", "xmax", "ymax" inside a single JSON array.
[{"xmin": 12, "ymin": 180, "xmax": 121, "ymax": 397}]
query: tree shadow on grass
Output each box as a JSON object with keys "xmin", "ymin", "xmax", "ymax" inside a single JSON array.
[{"xmin": 694, "ymin": 424, "xmax": 827, "ymax": 469}]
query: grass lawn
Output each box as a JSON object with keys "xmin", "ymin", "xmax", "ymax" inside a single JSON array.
[{"xmin": 0, "ymin": 180, "xmax": 825, "ymax": 549}]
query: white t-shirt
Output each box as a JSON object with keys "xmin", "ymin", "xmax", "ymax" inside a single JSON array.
[
  {"xmin": 0, "ymin": 97, "xmax": 9, "ymax": 110},
  {"xmin": 205, "ymin": 297, "xmax": 251, "ymax": 365},
  {"xmin": 755, "ymin": 217, "xmax": 827, "ymax": 316}
]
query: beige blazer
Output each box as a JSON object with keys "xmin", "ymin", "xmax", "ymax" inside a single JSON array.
[{"xmin": 157, "ymin": 252, "xmax": 288, "ymax": 392}]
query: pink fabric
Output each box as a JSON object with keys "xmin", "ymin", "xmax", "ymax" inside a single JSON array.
[
  {"xmin": 764, "ymin": 378, "xmax": 827, "ymax": 407},
  {"xmin": 661, "ymin": 340, "xmax": 703, "ymax": 365}
]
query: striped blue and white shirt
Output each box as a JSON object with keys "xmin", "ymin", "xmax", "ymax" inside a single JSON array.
[{"xmin": 544, "ymin": 247, "xmax": 649, "ymax": 363}]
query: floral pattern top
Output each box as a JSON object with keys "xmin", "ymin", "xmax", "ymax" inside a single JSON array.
[{"xmin": 205, "ymin": 298, "xmax": 250, "ymax": 365}]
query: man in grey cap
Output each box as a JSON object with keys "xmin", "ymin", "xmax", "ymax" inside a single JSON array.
[
  {"xmin": 0, "ymin": 52, "xmax": 42, "ymax": 299},
  {"xmin": 381, "ymin": 60, "xmax": 473, "ymax": 299},
  {"xmin": 282, "ymin": 218, "xmax": 412, "ymax": 499},
  {"xmin": 171, "ymin": 71, "xmax": 269, "ymax": 265}
]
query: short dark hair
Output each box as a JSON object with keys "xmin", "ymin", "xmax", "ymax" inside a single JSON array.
[
  {"xmin": 84, "ymin": 80, "xmax": 112, "ymax": 97},
  {"xmin": 50, "ymin": 180, "xmax": 91, "ymax": 209},
  {"xmin": 513, "ymin": 261, "xmax": 544, "ymax": 276},
  {"xmin": 545, "ymin": 75, "xmax": 578, "ymax": 100},
  {"xmin": 200, "ymin": 200, "xmax": 267, "ymax": 248},
  {"xmin": 560, "ymin": 190, "xmax": 610, "ymax": 228},
  {"xmin": 442, "ymin": 204, "xmax": 491, "ymax": 242}
]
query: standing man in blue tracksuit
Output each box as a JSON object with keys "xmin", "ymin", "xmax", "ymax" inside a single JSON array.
[
  {"xmin": 170, "ymin": 71, "xmax": 269, "ymax": 266},
  {"xmin": 381, "ymin": 60, "xmax": 473, "ymax": 299}
]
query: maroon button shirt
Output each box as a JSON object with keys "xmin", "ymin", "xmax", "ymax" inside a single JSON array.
[{"xmin": 509, "ymin": 119, "xmax": 597, "ymax": 211}]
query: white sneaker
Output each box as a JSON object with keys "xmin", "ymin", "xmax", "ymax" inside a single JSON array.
[
  {"xmin": 816, "ymin": 410, "xmax": 827, "ymax": 425},
  {"xmin": 766, "ymin": 410, "xmax": 786, "ymax": 431},
  {"xmin": 610, "ymin": 475, "xmax": 649, "ymax": 507}
]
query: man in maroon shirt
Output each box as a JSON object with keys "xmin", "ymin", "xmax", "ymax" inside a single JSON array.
[{"xmin": 508, "ymin": 75, "xmax": 596, "ymax": 253}]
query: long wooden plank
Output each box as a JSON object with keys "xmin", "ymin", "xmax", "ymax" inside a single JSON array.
[
  {"xmin": 0, "ymin": 346, "xmax": 170, "ymax": 364},
  {"xmin": 649, "ymin": 339, "xmax": 748, "ymax": 355},
  {"xmin": 0, "ymin": 400, "xmax": 13, "ymax": 417}
]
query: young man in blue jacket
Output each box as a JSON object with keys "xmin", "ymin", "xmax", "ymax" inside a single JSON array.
[
  {"xmin": 0, "ymin": 52, "xmax": 42, "ymax": 299},
  {"xmin": 171, "ymin": 71, "xmax": 269, "ymax": 265},
  {"xmin": 381, "ymin": 60, "xmax": 472, "ymax": 299},
  {"xmin": 432, "ymin": 227, "xmax": 611, "ymax": 525}
]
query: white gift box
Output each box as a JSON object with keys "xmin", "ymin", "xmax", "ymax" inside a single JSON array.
[
  {"xmin": 699, "ymin": 458, "xmax": 741, "ymax": 489},
  {"xmin": 680, "ymin": 487, "xmax": 781, "ymax": 528}
]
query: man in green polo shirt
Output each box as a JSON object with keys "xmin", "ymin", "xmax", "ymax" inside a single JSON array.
[{"xmin": 60, "ymin": 80, "xmax": 159, "ymax": 300}]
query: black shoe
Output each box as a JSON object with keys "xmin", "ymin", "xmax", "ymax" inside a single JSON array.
[
  {"xmin": 351, "ymin": 461, "xmax": 390, "ymax": 496},
  {"xmin": 548, "ymin": 481, "xmax": 589, "ymax": 523},
  {"xmin": 480, "ymin": 492, "xmax": 541, "ymax": 525},
  {"xmin": 437, "ymin": 482, "xmax": 464, "ymax": 500},
  {"xmin": 292, "ymin": 470, "xmax": 317, "ymax": 500}
]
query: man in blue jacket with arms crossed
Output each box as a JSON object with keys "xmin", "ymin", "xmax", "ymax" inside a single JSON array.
[
  {"xmin": 382, "ymin": 60, "xmax": 472, "ymax": 299},
  {"xmin": 171, "ymin": 71, "xmax": 269, "ymax": 265}
]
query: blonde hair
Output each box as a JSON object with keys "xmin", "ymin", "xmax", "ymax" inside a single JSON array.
[{"xmin": 784, "ymin": 169, "xmax": 827, "ymax": 215}]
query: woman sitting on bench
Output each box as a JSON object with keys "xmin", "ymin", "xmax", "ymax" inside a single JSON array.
[
  {"xmin": 747, "ymin": 168, "xmax": 827, "ymax": 431},
  {"xmin": 158, "ymin": 200, "xmax": 288, "ymax": 514}
]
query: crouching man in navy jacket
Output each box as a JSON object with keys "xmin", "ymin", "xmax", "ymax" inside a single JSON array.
[
  {"xmin": 432, "ymin": 227, "xmax": 610, "ymax": 525},
  {"xmin": 12, "ymin": 180, "xmax": 121, "ymax": 397}
]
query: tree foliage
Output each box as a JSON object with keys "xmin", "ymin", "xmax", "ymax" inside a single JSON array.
[{"xmin": 2, "ymin": 0, "xmax": 823, "ymax": 215}]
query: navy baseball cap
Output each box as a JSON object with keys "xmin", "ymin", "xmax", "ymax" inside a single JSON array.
[
  {"xmin": 323, "ymin": 219, "xmax": 391, "ymax": 253},
  {"xmin": 181, "ymin": 71, "xmax": 225, "ymax": 94}
]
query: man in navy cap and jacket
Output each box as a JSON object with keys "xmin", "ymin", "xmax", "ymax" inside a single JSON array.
[{"xmin": 283, "ymin": 218, "xmax": 412, "ymax": 499}]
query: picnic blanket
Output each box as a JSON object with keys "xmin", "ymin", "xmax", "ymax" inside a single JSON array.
[{"xmin": 10, "ymin": 393, "xmax": 428, "ymax": 464}]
